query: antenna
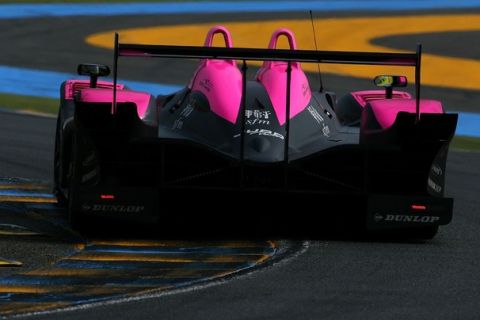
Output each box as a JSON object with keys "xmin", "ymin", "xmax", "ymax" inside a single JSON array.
[{"xmin": 309, "ymin": 10, "xmax": 324, "ymax": 92}]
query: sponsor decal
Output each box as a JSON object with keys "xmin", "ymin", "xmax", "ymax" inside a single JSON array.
[
  {"xmin": 322, "ymin": 125, "xmax": 330, "ymax": 137},
  {"xmin": 302, "ymin": 83, "xmax": 310, "ymax": 97},
  {"xmin": 172, "ymin": 118, "xmax": 184, "ymax": 130},
  {"xmin": 385, "ymin": 214, "xmax": 440, "ymax": 223},
  {"xmin": 62, "ymin": 117, "xmax": 74, "ymax": 131},
  {"xmin": 246, "ymin": 110, "xmax": 271, "ymax": 119},
  {"xmin": 199, "ymin": 79, "xmax": 212, "ymax": 92},
  {"xmin": 374, "ymin": 213, "xmax": 440, "ymax": 224},
  {"xmin": 82, "ymin": 203, "xmax": 145, "ymax": 213},
  {"xmin": 307, "ymin": 105, "xmax": 324, "ymax": 124},
  {"xmin": 180, "ymin": 104, "xmax": 194, "ymax": 118},
  {"xmin": 428, "ymin": 177, "xmax": 442, "ymax": 193},
  {"xmin": 81, "ymin": 168, "xmax": 99, "ymax": 183},
  {"xmin": 82, "ymin": 152, "xmax": 96, "ymax": 167},
  {"xmin": 172, "ymin": 103, "xmax": 194, "ymax": 130},
  {"xmin": 245, "ymin": 110, "xmax": 271, "ymax": 126},
  {"xmin": 307, "ymin": 105, "xmax": 330, "ymax": 137},
  {"xmin": 431, "ymin": 164, "xmax": 443, "ymax": 176},
  {"xmin": 246, "ymin": 118, "xmax": 270, "ymax": 125},
  {"xmin": 234, "ymin": 129, "xmax": 284, "ymax": 140}
]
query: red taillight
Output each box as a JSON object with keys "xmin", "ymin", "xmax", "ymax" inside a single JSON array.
[
  {"xmin": 411, "ymin": 204, "xmax": 427, "ymax": 211},
  {"xmin": 100, "ymin": 194, "xmax": 115, "ymax": 200}
]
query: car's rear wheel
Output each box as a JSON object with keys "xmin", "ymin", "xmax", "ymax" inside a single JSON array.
[
  {"xmin": 53, "ymin": 113, "xmax": 68, "ymax": 207},
  {"xmin": 66, "ymin": 132, "xmax": 88, "ymax": 231}
]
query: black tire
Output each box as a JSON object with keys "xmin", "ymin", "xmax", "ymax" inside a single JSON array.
[
  {"xmin": 66, "ymin": 132, "xmax": 88, "ymax": 232},
  {"xmin": 53, "ymin": 113, "xmax": 68, "ymax": 207}
]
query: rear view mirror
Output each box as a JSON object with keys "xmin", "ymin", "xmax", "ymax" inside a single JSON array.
[
  {"xmin": 374, "ymin": 75, "xmax": 407, "ymax": 88},
  {"xmin": 373, "ymin": 75, "xmax": 407, "ymax": 99},
  {"xmin": 77, "ymin": 64, "xmax": 110, "ymax": 88},
  {"xmin": 77, "ymin": 64, "xmax": 110, "ymax": 77}
]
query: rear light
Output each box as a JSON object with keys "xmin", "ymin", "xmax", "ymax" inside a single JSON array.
[
  {"xmin": 411, "ymin": 204, "xmax": 427, "ymax": 211},
  {"xmin": 100, "ymin": 194, "xmax": 115, "ymax": 200}
]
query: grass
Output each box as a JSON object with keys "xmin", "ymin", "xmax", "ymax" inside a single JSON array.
[
  {"xmin": 1, "ymin": 92, "xmax": 479, "ymax": 151},
  {"xmin": 450, "ymin": 136, "xmax": 480, "ymax": 152},
  {"xmin": 0, "ymin": 93, "xmax": 58, "ymax": 115}
]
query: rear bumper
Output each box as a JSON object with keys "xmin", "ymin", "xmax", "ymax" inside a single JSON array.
[
  {"xmin": 70, "ymin": 186, "xmax": 453, "ymax": 231},
  {"xmin": 366, "ymin": 194, "xmax": 453, "ymax": 230}
]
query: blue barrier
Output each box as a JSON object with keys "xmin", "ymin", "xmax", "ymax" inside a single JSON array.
[{"xmin": 1, "ymin": 1, "xmax": 480, "ymax": 19}]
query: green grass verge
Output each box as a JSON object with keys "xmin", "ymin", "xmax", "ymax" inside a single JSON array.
[
  {"xmin": 1, "ymin": 92, "xmax": 479, "ymax": 151},
  {"xmin": 450, "ymin": 136, "xmax": 480, "ymax": 152},
  {"xmin": 0, "ymin": 93, "xmax": 57, "ymax": 115}
]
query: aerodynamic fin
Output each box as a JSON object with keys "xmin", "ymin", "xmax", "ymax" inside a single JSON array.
[
  {"xmin": 188, "ymin": 26, "xmax": 242, "ymax": 124},
  {"xmin": 256, "ymin": 29, "xmax": 312, "ymax": 125}
]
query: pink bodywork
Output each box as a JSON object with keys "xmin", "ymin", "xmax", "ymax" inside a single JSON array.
[
  {"xmin": 65, "ymin": 80, "xmax": 151, "ymax": 119},
  {"xmin": 351, "ymin": 90, "xmax": 412, "ymax": 107},
  {"xmin": 256, "ymin": 29, "xmax": 312, "ymax": 125},
  {"xmin": 64, "ymin": 80, "xmax": 124, "ymax": 100},
  {"xmin": 189, "ymin": 26, "xmax": 242, "ymax": 124},
  {"xmin": 368, "ymin": 99, "xmax": 444, "ymax": 129}
]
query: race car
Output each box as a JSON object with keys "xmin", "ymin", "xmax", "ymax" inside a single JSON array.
[{"xmin": 54, "ymin": 26, "xmax": 457, "ymax": 238}]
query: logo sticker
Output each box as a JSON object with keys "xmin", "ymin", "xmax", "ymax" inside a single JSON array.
[
  {"xmin": 199, "ymin": 79, "xmax": 212, "ymax": 92},
  {"xmin": 374, "ymin": 213, "xmax": 441, "ymax": 224},
  {"xmin": 234, "ymin": 129, "xmax": 284, "ymax": 140},
  {"xmin": 385, "ymin": 214, "xmax": 440, "ymax": 223},
  {"xmin": 428, "ymin": 178, "xmax": 442, "ymax": 193},
  {"xmin": 82, "ymin": 204, "xmax": 145, "ymax": 214},
  {"xmin": 374, "ymin": 213, "xmax": 385, "ymax": 222},
  {"xmin": 431, "ymin": 164, "xmax": 443, "ymax": 176},
  {"xmin": 307, "ymin": 105, "xmax": 324, "ymax": 124}
]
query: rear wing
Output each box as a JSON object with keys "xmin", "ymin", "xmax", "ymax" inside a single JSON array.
[
  {"xmin": 112, "ymin": 33, "xmax": 422, "ymax": 112},
  {"xmin": 111, "ymin": 33, "xmax": 422, "ymax": 165}
]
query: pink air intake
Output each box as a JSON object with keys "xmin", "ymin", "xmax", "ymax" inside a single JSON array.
[
  {"xmin": 189, "ymin": 25, "xmax": 242, "ymax": 124},
  {"xmin": 351, "ymin": 90, "xmax": 412, "ymax": 107},
  {"xmin": 65, "ymin": 80, "xmax": 124, "ymax": 100},
  {"xmin": 256, "ymin": 28, "xmax": 312, "ymax": 125},
  {"xmin": 368, "ymin": 99, "xmax": 444, "ymax": 129},
  {"xmin": 79, "ymin": 88, "xmax": 151, "ymax": 119}
]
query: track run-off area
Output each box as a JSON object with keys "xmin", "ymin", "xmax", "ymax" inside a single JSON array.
[{"xmin": 0, "ymin": 179, "xmax": 285, "ymax": 317}]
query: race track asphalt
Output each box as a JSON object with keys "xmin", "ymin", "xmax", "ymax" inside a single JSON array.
[
  {"xmin": 1, "ymin": 8, "xmax": 480, "ymax": 320},
  {"xmin": 0, "ymin": 112, "xmax": 54, "ymax": 181}
]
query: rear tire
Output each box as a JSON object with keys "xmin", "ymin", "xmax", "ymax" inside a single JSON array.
[
  {"xmin": 66, "ymin": 132, "xmax": 88, "ymax": 232},
  {"xmin": 53, "ymin": 112, "xmax": 68, "ymax": 207}
]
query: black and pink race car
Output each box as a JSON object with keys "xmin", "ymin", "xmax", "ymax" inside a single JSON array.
[{"xmin": 54, "ymin": 26, "xmax": 457, "ymax": 238}]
